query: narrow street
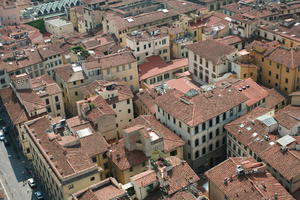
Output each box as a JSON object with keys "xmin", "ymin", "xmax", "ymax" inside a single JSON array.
[{"xmin": 0, "ymin": 138, "xmax": 34, "ymax": 200}]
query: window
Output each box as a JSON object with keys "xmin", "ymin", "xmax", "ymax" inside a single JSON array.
[
  {"xmin": 137, "ymin": 47, "xmax": 140, "ymax": 52},
  {"xmin": 209, "ymin": 144, "xmax": 213, "ymax": 151},
  {"xmin": 91, "ymin": 156, "xmax": 97, "ymax": 163},
  {"xmin": 195, "ymin": 151, "xmax": 199, "ymax": 158},
  {"xmin": 195, "ymin": 126, "xmax": 199, "ymax": 134},
  {"xmin": 202, "ymin": 123, "xmax": 206, "ymax": 131},
  {"xmin": 209, "ymin": 132, "xmax": 213, "ymax": 139},
  {"xmin": 187, "ymin": 127, "xmax": 190, "ymax": 133},
  {"xmin": 75, "ymin": 91, "xmax": 78, "ymax": 96},
  {"xmin": 47, "ymin": 106, "xmax": 51, "ymax": 113},
  {"xmin": 216, "ymin": 116, "xmax": 219, "ymax": 124},
  {"xmin": 286, "ymin": 68, "xmax": 289, "ymax": 73},
  {"xmin": 144, "ymin": 44, "xmax": 146, "ymax": 49},
  {"xmin": 222, "ymin": 136, "xmax": 226, "ymax": 144},
  {"xmin": 269, "ymin": 71, "xmax": 272, "ymax": 76},
  {"xmin": 173, "ymin": 118, "xmax": 176, "ymax": 124},
  {"xmin": 170, "ymin": 150, "xmax": 177, "ymax": 156},
  {"xmin": 216, "ymin": 128, "xmax": 220, "ymax": 136},
  {"xmin": 55, "ymin": 96, "xmax": 59, "ymax": 102},
  {"xmin": 275, "ymin": 74, "xmax": 279, "ymax": 79},
  {"xmin": 104, "ymin": 162, "xmax": 109, "ymax": 169},
  {"xmin": 202, "ymin": 147, "xmax": 206, "ymax": 155},
  {"xmin": 129, "ymin": 167, "xmax": 133, "ymax": 172},
  {"xmin": 161, "ymin": 39, "xmax": 166, "ymax": 45},
  {"xmin": 195, "ymin": 139, "xmax": 199, "ymax": 146},
  {"xmin": 216, "ymin": 140, "xmax": 220, "ymax": 148},
  {"xmin": 68, "ymin": 184, "xmax": 74, "ymax": 190},
  {"xmin": 202, "ymin": 135, "xmax": 206, "ymax": 143},
  {"xmin": 127, "ymin": 99, "xmax": 130, "ymax": 104},
  {"xmin": 164, "ymin": 73, "xmax": 170, "ymax": 79},
  {"xmin": 194, "ymin": 55, "xmax": 197, "ymax": 61},
  {"xmin": 45, "ymin": 99, "xmax": 49, "ymax": 105},
  {"xmin": 157, "ymin": 76, "xmax": 163, "ymax": 82},
  {"xmin": 179, "ymin": 121, "xmax": 182, "ymax": 128},
  {"xmin": 285, "ymin": 78, "xmax": 288, "ymax": 83},
  {"xmin": 56, "ymin": 104, "xmax": 61, "ymax": 110},
  {"xmin": 209, "ymin": 119, "xmax": 213, "ymax": 127},
  {"xmin": 90, "ymin": 177, "xmax": 95, "ymax": 181},
  {"xmin": 128, "ymin": 109, "xmax": 131, "ymax": 113},
  {"xmin": 129, "ymin": 75, "xmax": 133, "ymax": 80},
  {"xmin": 113, "ymin": 104, "xmax": 116, "ymax": 109}
]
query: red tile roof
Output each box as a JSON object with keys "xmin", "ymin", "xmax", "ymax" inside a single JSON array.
[
  {"xmin": 264, "ymin": 88, "xmax": 286, "ymax": 110},
  {"xmin": 110, "ymin": 139, "xmax": 148, "ymax": 170},
  {"xmin": 275, "ymin": 105, "xmax": 300, "ymax": 129},
  {"xmin": 259, "ymin": 136, "xmax": 300, "ymax": 182},
  {"xmin": 83, "ymin": 51, "xmax": 136, "ymax": 70},
  {"xmin": 230, "ymin": 78, "xmax": 268, "ymax": 107},
  {"xmin": 128, "ymin": 115, "xmax": 185, "ymax": 152},
  {"xmin": 205, "ymin": 157, "xmax": 295, "ymax": 200},
  {"xmin": 0, "ymin": 87, "xmax": 28, "ymax": 125},
  {"xmin": 25, "ymin": 115, "xmax": 108, "ymax": 180},
  {"xmin": 72, "ymin": 177, "xmax": 128, "ymax": 200},
  {"xmin": 158, "ymin": 157, "xmax": 200, "ymax": 195},
  {"xmin": 156, "ymin": 85, "xmax": 248, "ymax": 127},
  {"xmin": 187, "ymin": 40, "xmax": 236, "ymax": 65},
  {"xmin": 139, "ymin": 56, "xmax": 188, "ymax": 81},
  {"xmin": 131, "ymin": 170, "xmax": 157, "ymax": 187}
]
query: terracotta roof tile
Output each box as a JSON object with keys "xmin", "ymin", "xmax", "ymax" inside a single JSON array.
[
  {"xmin": 25, "ymin": 116, "xmax": 106, "ymax": 180},
  {"xmin": 0, "ymin": 87, "xmax": 28, "ymax": 124},
  {"xmin": 158, "ymin": 157, "xmax": 200, "ymax": 195},
  {"xmin": 128, "ymin": 115, "xmax": 185, "ymax": 152},
  {"xmin": 205, "ymin": 157, "xmax": 294, "ymax": 200},
  {"xmin": 83, "ymin": 51, "xmax": 136, "ymax": 70},
  {"xmin": 275, "ymin": 105, "xmax": 300, "ymax": 129},
  {"xmin": 264, "ymin": 88, "xmax": 286, "ymax": 110},
  {"xmin": 131, "ymin": 170, "xmax": 157, "ymax": 187},
  {"xmin": 187, "ymin": 40, "xmax": 236, "ymax": 65},
  {"xmin": 139, "ymin": 56, "xmax": 188, "ymax": 81},
  {"xmin": 156, "ymin": 85, "xmax": 248, "ymax": 127},
  {"xmin": 110, "ymin": 139, "xmax": 148, "ymax": 170},
  {"xmin": 229, "ymin": 78, "xmax": 268, "ymax": 107},
  {"xmin": 259, "ymin": 136, "xmax": 300, "ymax": 181}
]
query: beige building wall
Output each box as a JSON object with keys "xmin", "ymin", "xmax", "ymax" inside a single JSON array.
[
  {"xmin": 0, "ymin": 4, "xmax": 20, "ymax": 26},
  {"xmin": 208, "ymin": 180, "xmax": 226, "ymax": 200},
  {"xmin": 43, "ymin": 92, "xmax": 65, "ymax": 118},
  {"xmin": 125, "ymin": 35, "xmax": 170, "ymax": 64},
  {"xmin": 26, "ymin": 125, "xmax": 105, "ymax": 200},
  {"xmin": 95, "ymin": 62, "xmax": 139, "ymax": 91},
  {"xmin": 45, "ymin": 19, "xmax": 74, "ymax": 36},
  {"xmin": 112, "ymin": 98, "xmax": 134, "ymax": 136}
]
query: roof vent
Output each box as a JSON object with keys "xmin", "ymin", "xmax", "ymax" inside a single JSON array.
[
  {"xmin": 242, "ymin": 86, "xmax": 246, "ymax": 90},
  {"xmin": 236, "ymin": 165, "xmax": 245, "ymax": 176},
  {"xmin": 246, "ymin": 85, "xmax": 250, "ymax": 88},
  {"xmin": 280, "ymin": 146, "xmax": 288, "ymax": 153}
]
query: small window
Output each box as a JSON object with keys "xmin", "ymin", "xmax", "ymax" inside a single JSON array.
[
  {"xmin": 90, "ymin": 177, "xmax": 95, "ymax": 181},
  {"xmin": 129, "ymin": 167, "xmax": 133, "ymax": 172},
  {"xmin": 127, "ymin": 99, "xmax": 130, "ymax": 104},
  {"xmin": 55, "ymin": 96, "xmax": 59, "ymax": 102},
  {"xmin": 91, "ymin": 156, "xmax": 97, "ymax": 163},
  {"xmin": 170, "ymin": 150, "xmax": 177, "ymax": 156},
  {"xmin": 68, "ymin": 184, "xmax": 74, "ymax": 190},
  {"xmin": 113, "ymin": 104, "xmax": 116, "ymax": 109},
  {"xmin": 128, "ymin": 109, "xmax": 131, "ymax": 113}
]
